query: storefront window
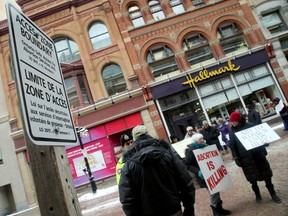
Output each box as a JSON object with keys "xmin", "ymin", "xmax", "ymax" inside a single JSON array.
[
  {"xmin": 217, "ymin": 23, "xmax": 248, "ymax": 57},
  {"xmin": 147, "ymin": 45, "xmax": 179, "ymax": 77},
  {"xmin": 149, "ymin": 1, "xmax": 165, "ymax": 21}
]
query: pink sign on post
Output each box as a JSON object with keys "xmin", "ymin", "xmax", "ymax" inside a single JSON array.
[{"xmin": 67, "ymin": 137, "xmax": 116, "ymax": 187}]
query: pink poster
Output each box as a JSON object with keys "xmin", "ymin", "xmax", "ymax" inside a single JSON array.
[{"xmin": 67, "ymin": 137, "xmax": 116, "ymax": 187}]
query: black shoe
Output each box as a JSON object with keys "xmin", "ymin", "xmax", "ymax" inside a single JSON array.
[
  {"xmin": 256, "ymin": 194, "xmax": 262, "ymax": 203},
  {"xmin": 272, "ymin": 194, "xmax": 282, "ymax": 203}
]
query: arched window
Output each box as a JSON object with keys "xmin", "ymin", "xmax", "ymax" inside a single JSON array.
[
  {"xmin": 89, "ymin": 21, "xmax": 112, "ymax": 50},
  {"xmin": 170, "ymin": 0, "xmax": 185, "ymax": 15},
  {"xmin": 147, "ymin": 45, "xmax": 178, "ymax": 77},
  {"xmin": 54, "ymin": 37, "xmax": 80, "ymax": 63},
  {"xmin": 128, "ymin": 5, "xmax": 145, "ymax": 27},
  {"xmin": 149, "ymin": 1, "xmax": 165, "ymax": 21},
  {"xmin": 182, "ymin": 33, "xmax": 213, "ymax": 67},
  {"xmin": 102, "ymin": 64, "xmax": 127, "ymax": 96},
  {"xmin": 217, "ymin": 23, "xmax": 248, "ymax": 56}
]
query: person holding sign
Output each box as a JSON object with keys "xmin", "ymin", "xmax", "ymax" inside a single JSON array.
[
  {"xmin": 185, "ymin": 133, "xmax": 231, "ymax": 216},
  {"xmin": 229, "ymin": 111, "xmax": 282, "ymax": 204}
]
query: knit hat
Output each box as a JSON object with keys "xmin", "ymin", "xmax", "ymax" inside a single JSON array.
[
  {"xmin": 120, "ymin": 134, "xmax": 133, "ymax": 147},
  {"xmin": 229, "ymin": 111, "xmax": 241, "ymax": 122},
  {"xmin": 132, "ymin": 125, "xmax": 148, "ymax": 140}
]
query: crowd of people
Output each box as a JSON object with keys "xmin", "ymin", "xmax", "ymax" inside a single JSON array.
[{"xmin": 116, "ymin": 98, "xmax": 284, "ymax": 216}]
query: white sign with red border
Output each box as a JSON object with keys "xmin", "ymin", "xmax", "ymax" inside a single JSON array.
[{"xmin": 193, "ymin": 145, "xmax": 233, "ymax": 194}]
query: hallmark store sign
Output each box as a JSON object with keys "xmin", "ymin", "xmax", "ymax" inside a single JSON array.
[{"xmin": 183, "ymin": 59, "xmax": 240, "ymax": 88}]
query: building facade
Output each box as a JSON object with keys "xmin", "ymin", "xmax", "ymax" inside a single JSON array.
[
  {"xmin": 0, "ymin": 0, "xmax": 287, "ymax": 213},
  {"xmin": 110, "ymin": 0, "xmax": 288, "ymax": 139}
]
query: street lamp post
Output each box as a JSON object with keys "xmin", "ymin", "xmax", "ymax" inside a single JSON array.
[{"xmin": 76, "ymin": 127, "xmax": 97, "ymax": 193}]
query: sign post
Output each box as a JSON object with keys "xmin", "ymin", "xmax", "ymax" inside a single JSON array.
[{"xmin": 6, "ymin": 2, "xmax": 82, "ymax": 215}]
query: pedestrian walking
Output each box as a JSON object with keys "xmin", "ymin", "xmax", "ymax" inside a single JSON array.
[
  {"xmin": 119, "ymin": 125, "xmax": 196, "ymax": 216},
  {"xmin": 185, "ymin": 133, "xmax": 231, "ymax": 216},
  {"xmin": 229, "ymin": 111, "xmax": 282, "ymax": 204},
  {"xmin": 115, "ymin": 134, "xmax": 134, "ymax": 185}
]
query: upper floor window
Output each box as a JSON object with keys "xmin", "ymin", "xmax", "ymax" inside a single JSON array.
[
  {"xmin": 102, "ymin": 64, "xmax": 127, "ymax": 96},
  {"xmin": 262, "ymin": 10, "xmax": 287, "ymax": 34},
  {"xmin": 217, "ymin": 23, "xmax": 248, "ymax": 56},
  {"xmin": 191, "ymin": 0, "xmax": 204, "ymax": 6},
  {"xmin": 128, "ymin": 5, "xmax": 145, "ymax": 27},
  {"xmin": 182, "ymin": 34, "xmax": 213, "ymax": 67},
  {"xmin": 89, "ymin": 21, "xmax": 112, "ymax": 50},
  {"xmin": 280, "ymin": 37, "xmax": 288, "ymax": 61},
  {"xmin": 147, "ymin": 45, "xmax": 179, "ymax": 77},
  {"xmin": 149, "ymin": 1, "xmax": 165, "ymax": 21},
  {"xmin": 54, "ymin": 37, "xmax": 80, "ymax": 63},
  {"xmin": 64, "ymin": 73, "xmax": 92, "ymax": 109},
  {"xmin": 170, "ymin": 0, "xmax": 185, "ymax": 15}
]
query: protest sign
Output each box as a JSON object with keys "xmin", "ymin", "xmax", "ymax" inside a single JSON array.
[
  {"xmin": 171, "ymin": 138, "xmax": 193, "ymax": 158},
  {"xmin": 235, "ymin": 123, "xmax": 280, "ymax": 150},
  {"xmin": 193, "ymin": 145, "xmax": 232, "ymax": 194}
]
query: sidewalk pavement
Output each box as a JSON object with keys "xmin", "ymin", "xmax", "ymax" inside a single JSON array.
[{"xmin": 79, "ymin": 122, "xmax": 288, "ymax": 216}]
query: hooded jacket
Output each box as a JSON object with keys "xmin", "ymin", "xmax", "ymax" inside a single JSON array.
[{"xmin": 119, "ymin": 134, "xmax": 195, "ymax": 216}]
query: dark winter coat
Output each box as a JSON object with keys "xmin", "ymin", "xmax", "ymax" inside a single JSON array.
[
  {"xmin": 229, "ymin": 121, "xmax": 272, "ymax": 183},
  {"xmin": 184, "ymin": 144, "xmax": 207, "ymax": 188},
  {"xmin": 247, "ymin": 107, "xmax": 262, "ymax": 125},
  {"xmin": 201, "ymin": 126, "xmax": 222, "ymax": 151},
  {"xmin": 119, "ymin": 134, "xmax": 195, "ymax": 216}
]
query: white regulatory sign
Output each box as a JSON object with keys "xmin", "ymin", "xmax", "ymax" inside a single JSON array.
[{"xmin": 6, "ymin": 2, "xmax": 77, "ymax": 146}]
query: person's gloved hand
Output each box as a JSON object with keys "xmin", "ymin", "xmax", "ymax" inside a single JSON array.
[
  {"xmin": 198, "ymin": 170, "xmax": 204, "ymax": 180},
  {"xmin": 234, "ymin": 157, "xmax": 242, "ymax": 167}
]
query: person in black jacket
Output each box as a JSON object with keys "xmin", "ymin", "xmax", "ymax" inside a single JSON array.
[
  {"xmin": 185, "ymin": 133, "xmax": 231, "ymax": 216},
  {"xmin": 119, "ymin": 125, "xmax": 196, "ymax": 216},
  {"xmin": 229, "ymin": 111, "xmax": 282, "ymax": 204},
  {"xmin": 201, "ymin": 120, "xmax": 224, "ymax": 153},
  {"xmin": 246, "ymin": 104, "xmax": 262, "ymax": 125}
]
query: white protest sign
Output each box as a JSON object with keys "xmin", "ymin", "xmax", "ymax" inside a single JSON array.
[
  {"xmin": 171, "ymin": 138, "xmax": 193, "ymax": 158},
  {"xmin": 193, "ymin": 145, "xmax": 233, "ymax": 194},
  {"xmin": 6, "ymin": 2, "xmax": 77, "ymax": 146},
  {"xmin": 235, "ymin": 123, "xmax": 280, "ymax": 150}
]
